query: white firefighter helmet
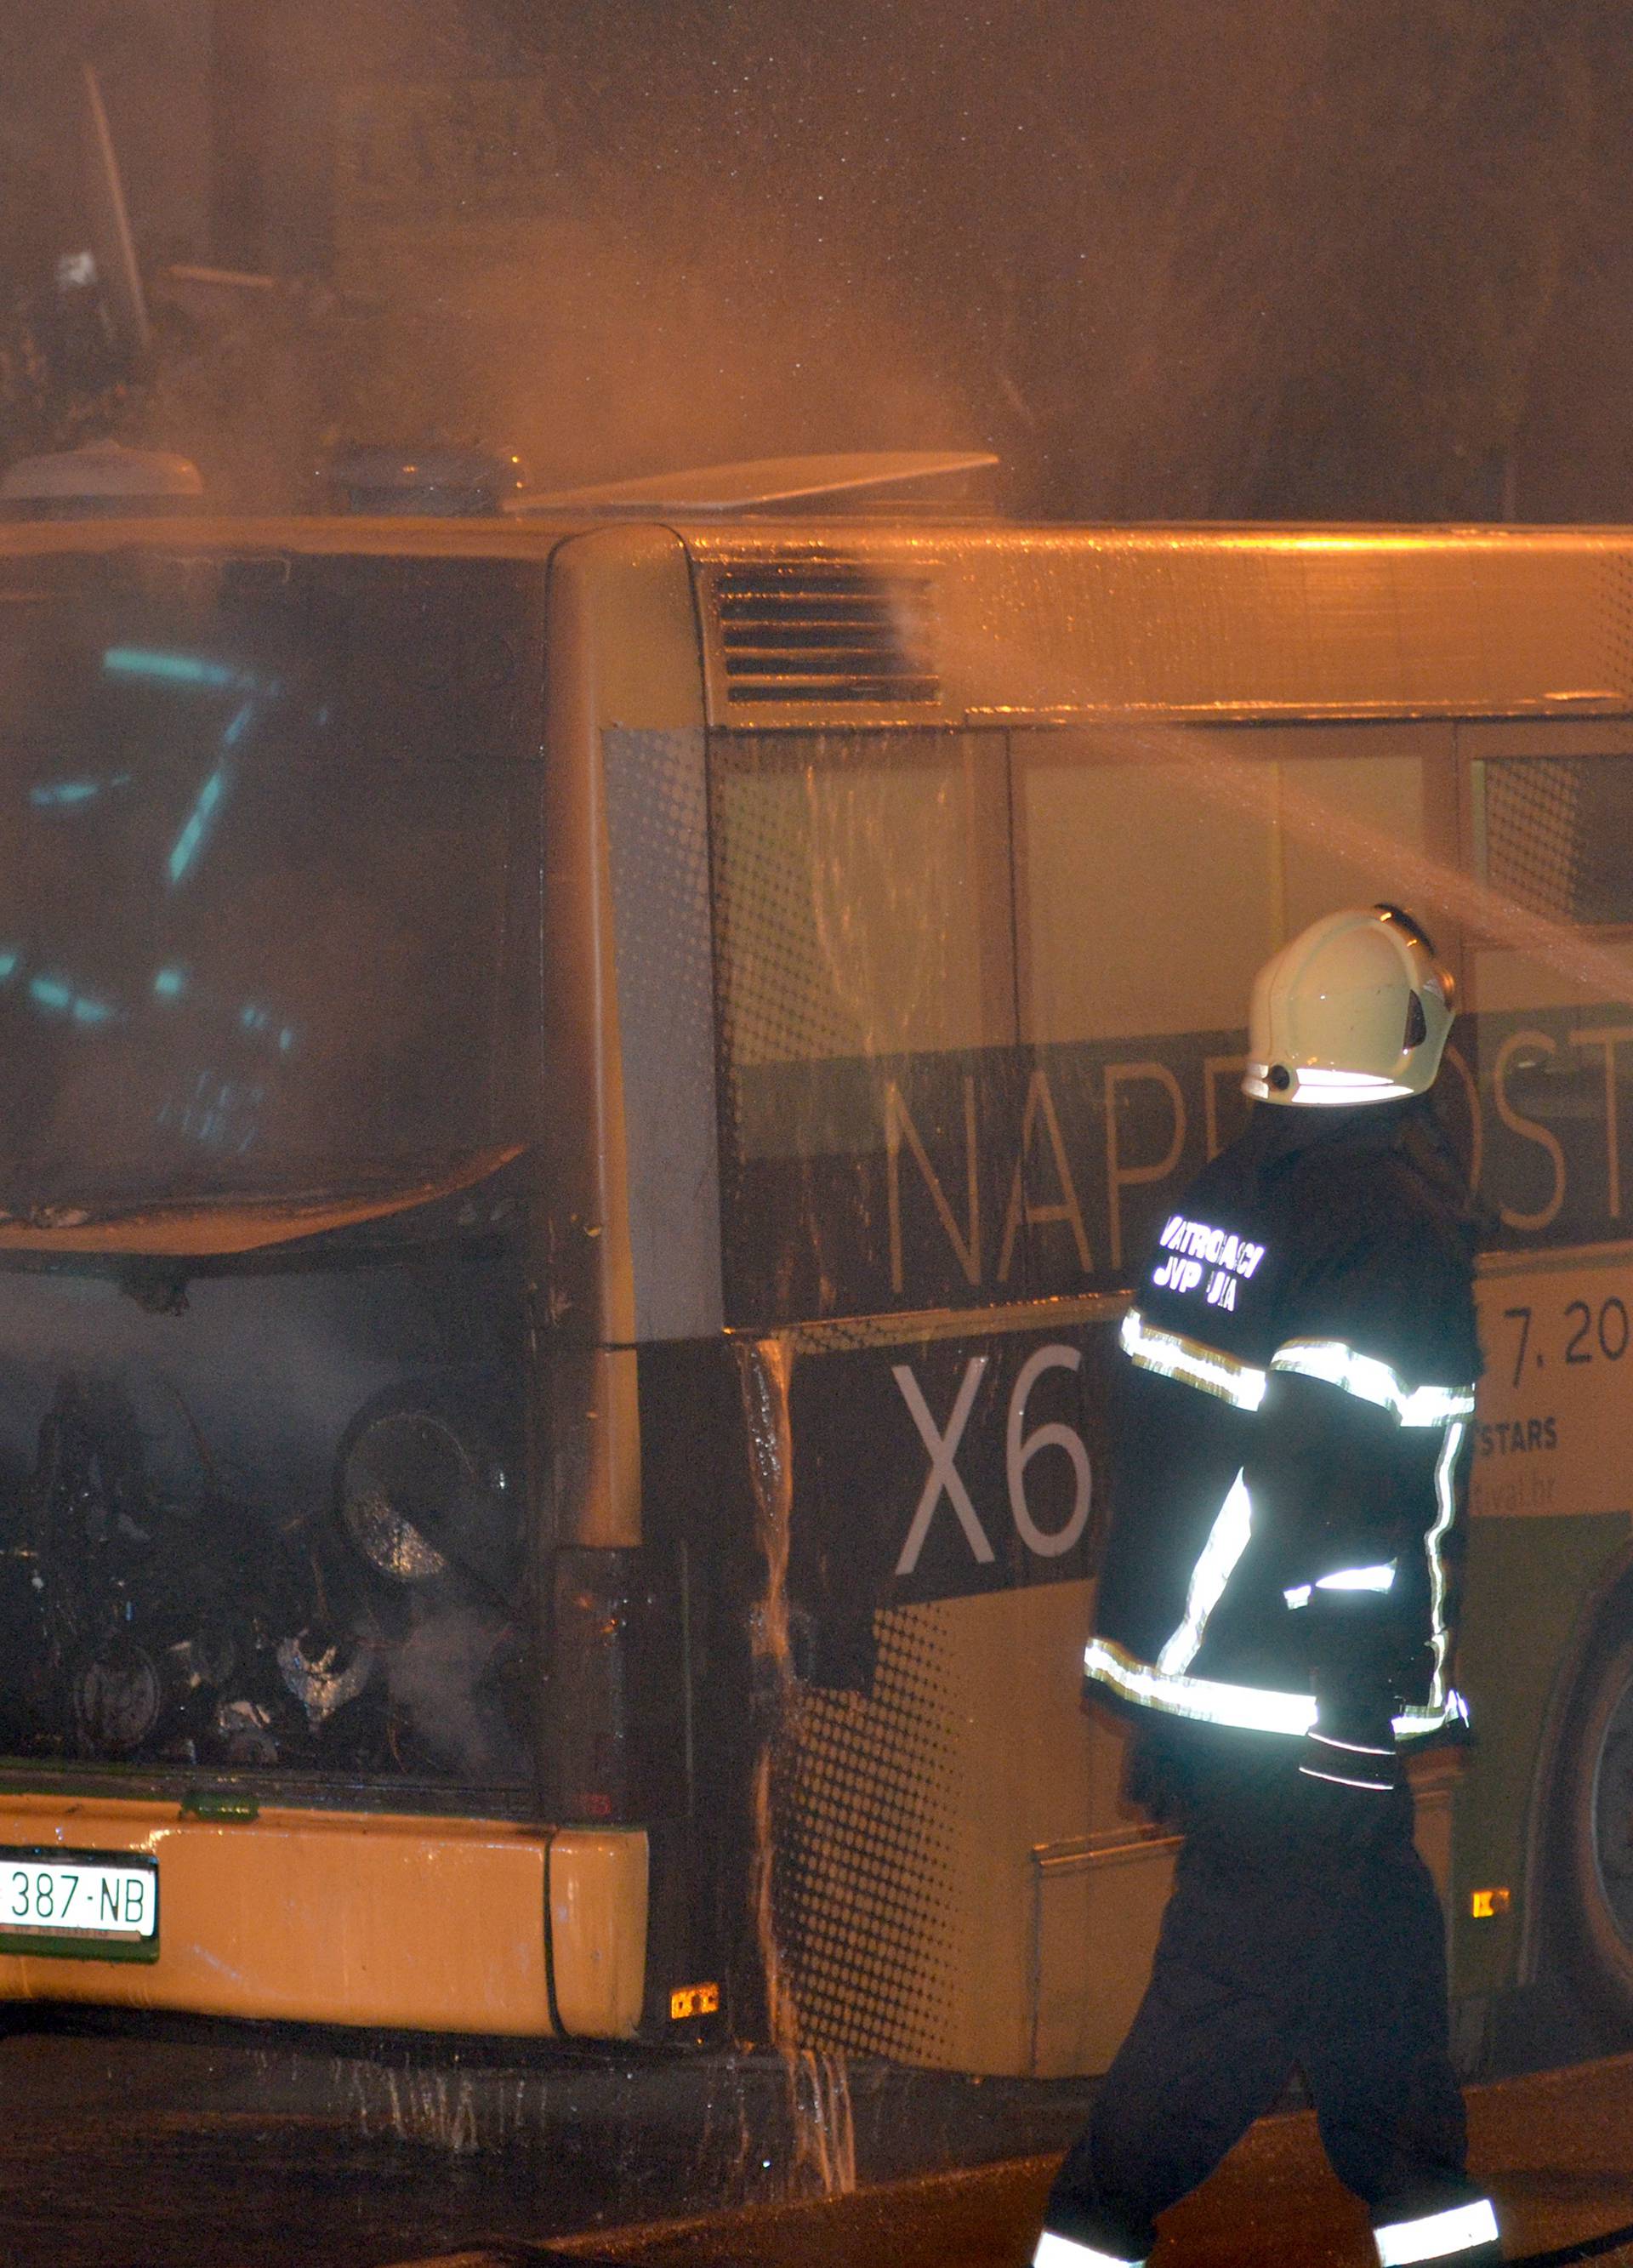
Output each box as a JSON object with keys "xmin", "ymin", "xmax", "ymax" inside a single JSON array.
[{"xmin": 1243, "ymin": 904, "xmax": 1454, "ymax": 1106}]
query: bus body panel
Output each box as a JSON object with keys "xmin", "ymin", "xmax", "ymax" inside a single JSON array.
[
  {"xmin": 1453, "ymin": 1250, "xmax": 1633, "ymax": 2026},
  {"xmin": 671, "ymin": 1301, "xmax": 1468, "ymax": 2077},
  {"xmin": 681, "ymin": 524, "xmax": 1633, "ymax": 730},
  {"xmin": 540, "ymin": 527, "xmax": 709, "ymax": 1577},
  {"xmin": 667, "ymin": 637, "xmax": 1633, "ymax": 2072},
  {"xmin": 547, "ymin": 1826, "xmax": 649, "ymax": 2039}
]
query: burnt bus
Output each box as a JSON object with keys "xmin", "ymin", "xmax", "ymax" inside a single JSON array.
[{"xmin": 1, "ymin": 459, "xmax": 1632, "ymax": 2077}]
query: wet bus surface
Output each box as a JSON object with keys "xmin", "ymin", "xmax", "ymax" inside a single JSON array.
[{"xmin": 0, "ymin": 479, "xmax": 1628, "ymax": 2179}]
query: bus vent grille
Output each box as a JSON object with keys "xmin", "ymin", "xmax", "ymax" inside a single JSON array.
[{"xmin": 714, "ymin": 563, "xmax": 939, "ymax": 706}]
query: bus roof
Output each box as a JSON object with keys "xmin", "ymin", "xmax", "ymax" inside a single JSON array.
[{"xmin": 3, "ymin": 515, "xmax": 1632, "ymax": 728}]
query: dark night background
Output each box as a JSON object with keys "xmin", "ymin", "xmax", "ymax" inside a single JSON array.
[{"xmin": 1, "ymin": 0, "xmax": 1629, "ymax": 521}]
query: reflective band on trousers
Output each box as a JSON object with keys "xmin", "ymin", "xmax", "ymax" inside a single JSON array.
[
  {"xmin": 1084, "ymin": 1633, "xmax": 1467, "ymax": 1743},
  {"xmin": 1411, "ymin": 1419, "xmax": 1465, "ymax": 1735},
  {"xmin": 1269, "ymin": 1339, "xmax": 1477, "ymax": 1427},
  {"xmin": 1120, "ymin": 1309, "xmax": 1266, "ymax": 1411},
  {"xmin": 1300, "ymin": 1764, "xmax": 1392, "ymax": 1792},
  {"xmin": 1285, "ymin": 1563, "xmax": 1396, "ymax": 1608},
  {"xmin": 1033, "ymin": 2232, "xmax": 1147, "ymax": 2268},
  {"xmin": 1374, "ymin": 2198, "xmax": 1499, "ymax": 2266}
]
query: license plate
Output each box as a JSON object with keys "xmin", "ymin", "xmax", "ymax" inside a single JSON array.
[{"xmin": 0, "ymin": 1849, "xmax": 158, "ymax": 1960}]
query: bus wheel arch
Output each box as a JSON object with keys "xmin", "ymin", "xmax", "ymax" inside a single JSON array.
[{"xmin": 1536, "ymin": 1553, "xmax": 1633, "ymax": 2035}]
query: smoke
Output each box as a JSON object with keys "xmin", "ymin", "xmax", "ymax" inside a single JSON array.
[
  {"xmin": 384, "ymin": 1593, "xmax": 523, "ymax": 1782},
  {"xmin": 0, "ymin": 1, "xmax": 1622, "ymax": 515},
  {"xmin": 134, "ymin": 0, "xmax": 985, "ymax": 506},
  {"xmin": 329, "ymin": 197, "xmax": 978, "ymax": 498}
]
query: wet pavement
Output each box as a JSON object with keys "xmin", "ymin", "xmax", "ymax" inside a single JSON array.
[
  {"xmin": 3, "ymin": 2017, "xmax": 1633, "ymax": 2267},
  {"xmin": 0, "ymin": 2014, "xmax": 1087, "ymax": 2267},
  {"xmin": 507, "ymin": 2058, "xmax": 1633, "ymax": 2268}
]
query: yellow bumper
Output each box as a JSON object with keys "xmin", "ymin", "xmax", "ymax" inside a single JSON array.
[{"xmin": 0, "ymin": 1794, "xmax": 648, "ymax": 2038}]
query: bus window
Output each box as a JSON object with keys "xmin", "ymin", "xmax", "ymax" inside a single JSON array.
[
  {"xmin": 709, "ymin": 726, "xmax": 1437, "ymax": 1316},
  {"xmin": 1462, "ymin": 744, "xmax": 1633, "ymax": 1244},
  {"xmin": 708, "ymin": 730, "xmax": 1015, "ymax": 1322},
  {"xmin": 711, "ymin": 731, "xmax": 1011, "ymax": 1067},
  {"xmin": 0, "ymin": 552, "xmax": 543, "ymax": 1798},
  {"xmin": 1014, "ymin": 732, "xmax": 1430, "ymax": 1046},
  {"xmin": 1015, "ymin": 738, "xmax": 1278, "ymax": 1045},
  {"xmin": 1482, "ymin": 754, "xmax": 1633, "ymax": 926},
  {"xmin": 1010, "ymin": 732, "xmax": 1431, "ymax": 1284},
  {"xmin": 0, "ymin": 552, "xmax": 539, "ymax": 1209},
  {"xmin": 1278, "ymin": 752, "xmax": 1428, "ymax": 937},
  {"xmin": 1470, "ymin": 751, "xmax": 1633, "ymax": 1014}
]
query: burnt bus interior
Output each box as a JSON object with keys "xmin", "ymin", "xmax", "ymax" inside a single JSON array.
[{"xmin": 0, "ymin": 547, "xmax": 546, "ymax": 1804}]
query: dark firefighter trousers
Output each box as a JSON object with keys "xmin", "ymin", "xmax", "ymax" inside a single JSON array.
[{"xmin": 1044, "ymin": 1782, "xmax": 1484, "ymax": 2262}]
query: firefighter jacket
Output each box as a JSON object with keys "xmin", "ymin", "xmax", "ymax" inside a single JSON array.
[{"xmin": 1084, "ymin": 1097, "xmax": 1481, "ymax": 1775}]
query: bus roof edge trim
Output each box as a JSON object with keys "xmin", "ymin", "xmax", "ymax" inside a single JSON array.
[{"xmin": 510, "ymin": 451, "xmax": 999, "ymax": 515}]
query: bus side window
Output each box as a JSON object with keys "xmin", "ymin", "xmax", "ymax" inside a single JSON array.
[
  {"xmin": 1011, "ymin": 732, "xmax": 1427, "ymax": 1048},
  {"xmin": 710, "ymin": 731, "xmax": 1014, "ymax": 1071},
  {"xmin": 1278, "ymin": 752, "xmax": 1429, "ymax": 937},
  {"xmin": 1009, "ymin": 732, "xmax": 1431, "ymax": 1274},
  {"xmin": 1461, "ymin": 746, "xmax": 1633, "ymax": 1239},
  {"xmin": 1481, "ymin": 754, "xmax": 1633, "ymax": 929},
  {"xmin": 707, "ymin": 729, "xmax": 1016, "ymax": 1320},
  {"xmin": 1470, "ymin": 751, "xmax": 1633, "ymax": 1016},
  {"xmin": 1013, "ymin": 735, "xmax": 1277, "ymax": 1047}
]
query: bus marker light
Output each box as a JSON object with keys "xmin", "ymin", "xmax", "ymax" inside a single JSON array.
[
  {"xmin": 670, "ymin": 1982, "xmax": 720, "ymax": 2020},
  {"xmin": 179, "ymin": 1790, "xmax": 259, "ymax": 1821},
  {"xmin": 1471, "ymin": 1888, "xmax": 1511, "ymax": 1918}
]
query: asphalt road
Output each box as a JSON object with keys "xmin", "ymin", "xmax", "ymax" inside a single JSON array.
[
  {"xmin": 4, "ymin": 2020, "xmax": 1633, "ymax": 2268},
  {"xmin": 0, "ymin": 2018, "xmax": 1088, "ymax": 2268},
  {"xmin": 508, "ymin": 2058, "xmax": 1633, "ymax": 2268}
]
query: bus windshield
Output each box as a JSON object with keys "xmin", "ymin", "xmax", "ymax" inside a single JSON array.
[{"xmin": 0, "ymin": 549, "xmax": 539, "ymax": 1223}]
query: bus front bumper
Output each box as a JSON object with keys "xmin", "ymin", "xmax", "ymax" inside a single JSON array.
[{"xmin": 0, "ymin": 1793, "xmax": 648, "ymax": 2038}]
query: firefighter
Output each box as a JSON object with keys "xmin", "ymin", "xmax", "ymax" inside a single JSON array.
[{"xmin": 1034, "ymin": 905, "xmax": 1499, "ymax": 2268}]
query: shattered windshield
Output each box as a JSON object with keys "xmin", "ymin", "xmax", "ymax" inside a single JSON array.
[{"xmin": 0, "ymin": 549, "xmax": 540, "ymax": 1220}]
